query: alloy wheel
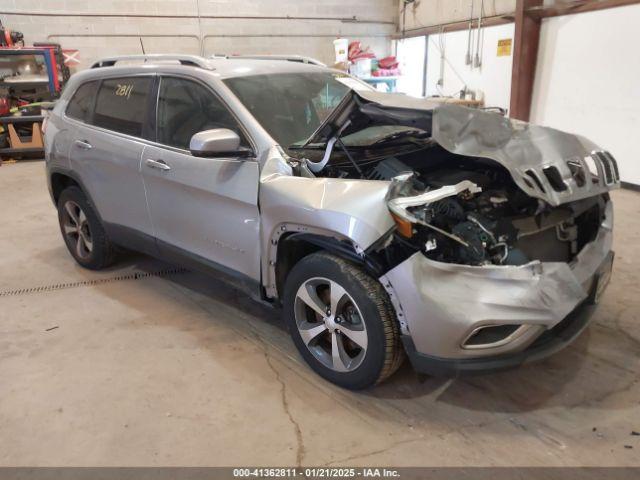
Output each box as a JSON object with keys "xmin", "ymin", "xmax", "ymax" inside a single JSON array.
[
  {"xmin": 61, "ymin": 200, "xmax": 93, "ymax": 259},
  {"xmin": 294, "ymin": 277, "xmax": 368, "ymax": 372}
]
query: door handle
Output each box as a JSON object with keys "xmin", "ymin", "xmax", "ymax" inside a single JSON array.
[
  {"xmin": 74, "ymin": 139, "xmax": 92, "ymax": 150},
  {"xmin": 145, "ymin": 158, "xmax": 171, "ymax": 171}
]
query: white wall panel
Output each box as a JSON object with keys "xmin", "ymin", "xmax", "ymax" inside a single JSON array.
[
  {"xmin": 424, "ymin": 23, "xmax": 514, "ymax": 110},
  {"xmin": 396, "ymin": 36, "xmax": 426, "ymax": 97},
  {"xmin": 531, "ymin": 4, "xmax": 640, "ymax": 185}
]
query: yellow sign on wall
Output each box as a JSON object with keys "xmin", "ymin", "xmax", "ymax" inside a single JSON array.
[{"xmin": 497, "ymin": 38, "xmax": 512, "ymax": 57}]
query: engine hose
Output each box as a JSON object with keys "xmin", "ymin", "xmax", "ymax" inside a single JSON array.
[
  {"xmin": 306, "ymin": 136, "xmax": 338, "ymax": 173},
  {"xmin": 305, "ymin": 120, "xmax": 351, "ymax": 173}
]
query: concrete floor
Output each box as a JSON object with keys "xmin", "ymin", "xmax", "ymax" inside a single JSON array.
[{"xmin": 1, "ymin": 161, "xmax": 639, "ymax": 467}]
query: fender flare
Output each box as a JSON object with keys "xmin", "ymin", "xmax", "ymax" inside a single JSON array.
[
  {"xmin": 48, "ymin": 167, "xmax": 105, "ymax": 222},
  {"xmin": 264, "ymin": 223, "xmax": 385, "ymax": 299},
  {"xmin": 286, "ymin": 232, "xmax": 384, "ymax": 275}
]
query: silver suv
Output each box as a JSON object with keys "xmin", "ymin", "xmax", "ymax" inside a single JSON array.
[{"xmin": 45, "ymin": 54, "xmax": 618, "ymax": 389}]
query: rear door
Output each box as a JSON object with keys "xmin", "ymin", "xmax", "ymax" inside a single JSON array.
[
  {"xmin": 68, "ymin": 75, "xmax": 154, "ymax": 242},
  {"xmin": 140, "ymin": 75, "xmax": 261, "ymax": 281}
]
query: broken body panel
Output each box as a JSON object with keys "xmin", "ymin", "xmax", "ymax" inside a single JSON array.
[{"xmin": 261, "ymin": 90, "xmax": 618, "ymax": 373}]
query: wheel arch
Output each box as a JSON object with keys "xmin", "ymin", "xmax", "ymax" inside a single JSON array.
[
  {"xmin": 267, "ymin": 225, "xmax": 410, "ymax": 336},
  {"xmin": 48, "ymin": 168, "xmax": 103, "ymax": 221},
  {"xmin": 50, "ymin": 171, "xmax": 81, "ymax": 204},
  {"xmin": 268, "ymin": 225, "xmax": 385, "ymax": 302}
]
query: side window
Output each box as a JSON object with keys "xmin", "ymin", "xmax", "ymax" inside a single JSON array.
[
  {"xmin": 65, "ymin": 81, "xmax": 98, "ymax": 123},
  {"xmin": 93, "ymin": 77, "xmax": 151, "ymax": 137},
  {"xmin": 157, "ymin": 77, "xmax": 247, "ymax": 150}
]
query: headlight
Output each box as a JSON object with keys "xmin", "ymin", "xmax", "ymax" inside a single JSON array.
[
  {"xmin": 386, "ymin": 173, "xmax": 418, "ymax": 238},
  {"xmin": 386, "ymin": 173, "xmax": 482, "ymax": 241}
]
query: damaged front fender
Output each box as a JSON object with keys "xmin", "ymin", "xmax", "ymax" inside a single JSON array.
[{"xmin": 259, "ymin": 148, "xmax": 394, "ymax": 298}]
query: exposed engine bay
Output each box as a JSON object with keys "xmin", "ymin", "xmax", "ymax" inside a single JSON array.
[
  {"xmin": 286, "ymin": 92, "xmax": 617, "ymax": 269},
  {"xmin": 290, "ymin": 140, "xmax": 606, "ymax": 269}
]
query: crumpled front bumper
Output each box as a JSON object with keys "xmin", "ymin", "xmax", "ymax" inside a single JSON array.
[{"xmin": 382, "ymin": 201, "xmax": 614, "ymax": 376}]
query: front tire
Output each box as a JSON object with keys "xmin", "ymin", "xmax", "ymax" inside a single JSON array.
[
  {"xmin": 57, "ymin": 186, "xmax": 116, "ymax": 270},
  {"xmin": 283, "ymin": 252, "xmax": 404, "ymax": 389}
]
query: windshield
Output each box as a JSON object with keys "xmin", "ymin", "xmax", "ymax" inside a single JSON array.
[{"xmin": 224, "ymin": 72, "xmax": 368, "ymax": 147}]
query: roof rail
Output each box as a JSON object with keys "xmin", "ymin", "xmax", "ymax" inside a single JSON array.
[
  {"xmin": 90, "ymin": 54, "xmax": 213, "ymax": 70},
  {"xmin": 226, "ymin": 54, "xmax": 326, "ymax": 67}
]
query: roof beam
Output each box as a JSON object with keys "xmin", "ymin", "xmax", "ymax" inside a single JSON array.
[
  {"xmin": 509, "ymin": 0, "xmax": 543, "ymax": 121},
  {"xmin": 393, "ymin": 15, "xmax": 515, "ymax": 39},
  {"xmin": 528, "ymin": 0, "xmax": 640, "ymax": 19}
]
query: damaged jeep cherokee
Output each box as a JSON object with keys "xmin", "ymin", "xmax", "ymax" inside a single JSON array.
[{"xmin": 45, "ymin": 56, "xmax": 618, "ymax": 389}]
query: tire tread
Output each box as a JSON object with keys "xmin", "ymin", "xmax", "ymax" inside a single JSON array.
[
  {"xmin": 328, "ymin": 253, "xmax": 405, "ymax": 384},
  {"xmin": 58, "ymin": 186, "xmax": 116, "ymax": 270},
  {"xmin": 285, "ymin": 251, "xmax": 404, "ymax": 388}
]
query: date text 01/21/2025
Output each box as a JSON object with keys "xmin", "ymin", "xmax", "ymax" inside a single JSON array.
[{"xmin": 232, "ymin": 467, "xmax": 401, "ymax": 478}]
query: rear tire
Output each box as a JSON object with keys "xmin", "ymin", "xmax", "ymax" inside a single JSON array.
[
  {"xmin": 283, "ymin": 251, "xmax": 404, "ymax": 389},
  {"xmin": 57, "ymin": 186, "xmax": 116, "ymax": 270}
]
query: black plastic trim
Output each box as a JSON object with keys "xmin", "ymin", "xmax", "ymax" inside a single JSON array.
[
  {"xmin": 191, "ymin": 147, "xmax": 254, "ymax": 159},
  {"xmin": 103, "ymin": 222, "xmax": 262, "ymax": 300},
  {"xmin": 621, "ymin": 181, "xmax": 640, "ymax": 192},
  {"xmin": 286, "ymin": 233, "xmax": 384, "ymax": 276},
  {"xmin": 102, "ymin": 222, "xmax": 159, "ymax": 258},
  {"xmin": 155, "ymin": 238, "xmax": 262, "ymax": 300},
  {"xmin": 402, "ymin": 303, "xmax": 596, "ymax": 377}
]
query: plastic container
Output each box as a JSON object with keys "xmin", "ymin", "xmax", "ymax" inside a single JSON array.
[
  {"xmin": 333, "ymin": 38, "xmax": 349, "ymax": 64},
  {"xmin": 352, "ymin": 58, "xmax": 372, "ymax": 78}
]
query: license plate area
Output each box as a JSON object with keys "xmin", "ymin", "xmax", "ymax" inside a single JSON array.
[{"xmin": 588, "ymin": 252, "xmax": 614, "ymax": 305}]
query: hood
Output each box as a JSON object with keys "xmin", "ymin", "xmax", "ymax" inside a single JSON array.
[{"xmin": 303, "ymin": 91, "xmax": 620, "ymax": 206}]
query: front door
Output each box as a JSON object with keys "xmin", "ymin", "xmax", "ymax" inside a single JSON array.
[{"xmin": 141, "ymin": 76, "xmax": 261, "ymax": 282}]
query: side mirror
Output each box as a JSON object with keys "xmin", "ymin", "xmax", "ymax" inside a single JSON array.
[{"xmin": 189, "ymin": 128, "xmax": 252, "ymax": 158}]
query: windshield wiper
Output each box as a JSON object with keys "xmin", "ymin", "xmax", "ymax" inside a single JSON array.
[{"xmin": 370, "ymin": 129, "xmax": 429, "ymax": 146}]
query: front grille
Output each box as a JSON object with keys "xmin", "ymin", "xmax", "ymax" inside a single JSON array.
[
  {"xmin": 518, "ymin": 151, "xmax": 619, "ymax": 203},
  {"xmin": 590, "ymin": 151, "xmax": 620, "ymax": 185}
]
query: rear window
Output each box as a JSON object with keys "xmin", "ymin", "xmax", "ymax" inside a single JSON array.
[
  {"xmin": 65, "ymin": 81, "xmax": 98, "ymax": 123},
  {"xmin": 93, "ymin": 77, "xmax": 151, "ymax": 137}
]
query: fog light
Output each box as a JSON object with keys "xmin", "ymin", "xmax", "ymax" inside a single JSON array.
[{"xmin": 462, "ymin": 324, "xmax": 523, "ymax": 349}]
